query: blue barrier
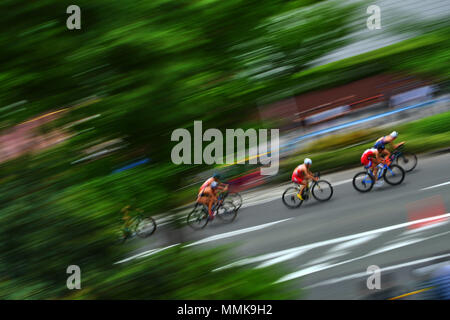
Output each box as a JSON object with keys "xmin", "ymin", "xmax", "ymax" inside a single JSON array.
[
  {"xmin": 281, "ymin": 98, "xmax": 450, "ymax": 151},
  {"xmin": 111, "ymin": 158, "xmax": 150, "ymax": 174}
]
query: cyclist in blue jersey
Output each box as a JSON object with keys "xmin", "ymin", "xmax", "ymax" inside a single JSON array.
[{"xmin": 374, "ymin": 131, "xmax": 405, "ymax": 160}]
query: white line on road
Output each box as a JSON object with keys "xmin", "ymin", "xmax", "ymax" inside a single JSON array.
[
  {"xmin": 330, "ymin": 179, "xmax": 353, "ymax": 187},
  {"xmin": 256, "ymin": 248, "xmax": 311, "ymax": 269},
  {"xmin": 366, "ymin": 238, "xmax": 426, "ymax": 256},
  {"xmin": 402, "ymin": 219, "xmax": 449, "ymax": 235},
  {"xmin": 275, "ymin": 230, "xmax": 450, "ymax": 284},
  {"xmin": 421, "ymin": 181, "xmax": 450, "ymax": 191},
  {"xmin": 304, "ymin": 234, "xmax": 380, "ymax": 266},
  {"xmin": 183, "ymin": 218, "xmax": 292, "ymax": 248},
  {"xmin": 114, "ymin": 243, "xmax": 180, "ymax": 264},
  {"xmin": 214, "ymin": 213, "xmax": 450, "ymax": 272},
  {"xmin": 306, "ymin": 252, "xmax": 450, "ymax": 289}
]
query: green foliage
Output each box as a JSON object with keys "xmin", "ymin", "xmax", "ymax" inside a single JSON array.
[
  {"xmin": 304, "ymin": 129, "xmax": 383, "ymax": 153},
  {"xmin": 1, "ymin": 0, "xmax": 448, "ymax": 300},
  {"xmin": 82, "ymin": 245, "xmax": 297, "ymax": 300},
  {"xmin": 398, "ymin": 110, "xmax": 450, "ymax": 136},
  {"xmin": 291, "ymin": 27, "xmax": 450, "ymax": 95}
]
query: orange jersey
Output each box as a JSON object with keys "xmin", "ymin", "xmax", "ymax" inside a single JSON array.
[{"xmin": 199, "ymin": 177, "xmax": 215, "ymax": 193}]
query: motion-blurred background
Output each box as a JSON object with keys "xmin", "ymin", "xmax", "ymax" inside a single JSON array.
[{"xmin": 0, "ymin": 0, "xmax": 449, "ymax": 299}]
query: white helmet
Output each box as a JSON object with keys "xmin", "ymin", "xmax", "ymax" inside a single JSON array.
[
  {"xmin": 304, "ymin": 158, "xmax": 312, "ymax": 165},
  {"xmin": 391, "ymin": 131, "xmax": 398, "ymax": 138}
]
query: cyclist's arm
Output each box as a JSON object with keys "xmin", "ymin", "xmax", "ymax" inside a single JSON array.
[
  {"xmin": 304, "ymin": 169, "xmax": 317, "ymax": 181},
  {"xmin": 392, "ymin": 141, "xmax": 405, "ymax": 149},
  {"xmin": 375, "ymin": 152, "xmax": 384, "ymax": 163},
  {"xmin": 218, "ymin": 183, "xmax": 228, "ymax": 191}
]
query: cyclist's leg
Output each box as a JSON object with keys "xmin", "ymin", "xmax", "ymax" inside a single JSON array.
[
  {"xmin": 207, "ymin": 198, "xmax": 216, "ymax": 219},
  {"xmin": 370, "ymin": 160, "xmax": 379, "ymax": 182},
  {"xmin": 197, "ymin": 194, "xmax": 209, "ymax": 212},
  {"xmin": 293, "ymin": 178, "xmax": 307, "ymax": 199}
]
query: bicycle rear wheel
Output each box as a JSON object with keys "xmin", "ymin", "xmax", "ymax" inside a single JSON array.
[
  {"xmin": 216, "ymin": 201, "xmax": 237, "ymax": 223},
  {"xmin": 282, "ymin": 186, "xmax": 303, "ymax": 208},
  {"xmin": 396, "ymin": 152, "xmax": 417, "ymax": 172},
  {"xmin": 187, "ymin": 204, "xmax": 209, "ymax": 229},
  {"xmin": 384, "ymin": 164, "xmax": 405, "ymax": 185},
  {"xmin": 312, "ymin": 180, "xmax": 333, "ymax": 201},
  {"xmin": 136, "ymin": 216, "xmax": 157, "ymax": 238},
  {"xmin": 352, "ymin": 172, "xmax": 374, "ymax": 192}
]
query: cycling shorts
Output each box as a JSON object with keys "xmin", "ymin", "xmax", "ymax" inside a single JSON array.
[
  {"xmin": 362, "ymin": 159, "xmax": 372, "ymax": 169},
  {"xmin": 292, "ymin": 176, "xmax": 304, "ymax": 184}
]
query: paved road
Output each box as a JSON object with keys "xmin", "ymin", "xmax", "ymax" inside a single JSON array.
[{"xmin": 120, "ymin": 152, "xmax": 450, "ymax": 299}]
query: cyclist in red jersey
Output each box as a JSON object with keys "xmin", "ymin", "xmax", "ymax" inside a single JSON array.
[
  {"xmin": 292, "ymin": 158, "xmax": 318, "ymax": 200},
  {"xmin": 361, "ymin": 147, "xmax": 385, "ymax": 187}
]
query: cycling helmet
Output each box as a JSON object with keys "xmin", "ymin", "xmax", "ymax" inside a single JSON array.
[
  {"xmin": 211, "ymin": 181, "xmax": 219, "ymax": 189},
  {"xmin": 390, "ymin": 131, "xmax": 398, "ymax": 138},
  {"xmin": 304, "ymin": 158, "xmax": 312, "ymax": 165},
  {"xmin": 212, "ymin": 173, "xmax": 221, "ymax": 179}
]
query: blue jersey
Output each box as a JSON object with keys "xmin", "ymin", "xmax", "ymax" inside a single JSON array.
[{"xmin": 374, "ymin": 136, "xmax": 387, "ymax": 150}]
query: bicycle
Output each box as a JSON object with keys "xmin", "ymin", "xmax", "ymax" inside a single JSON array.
[
  {"xmin": 391, "ymin": 145, "xmax": 417, "ymax": 172},
  {"xmin": 352, "ymin": 159, "xmax": 405, "ymax": 193},
  {"xmin": 227, "ymin": 192, "xmax": 243, "ymax": 211},
  {"xmin": 117, "ymin": 205, "xmax": 157, "ymax": 244},
  {"xmin": 282, "ymin": 173, "xmax": 333, "ymax": 209},
  {"xmin": 187, "ymin": 192, "xmax": 238, "ymax": 229}
]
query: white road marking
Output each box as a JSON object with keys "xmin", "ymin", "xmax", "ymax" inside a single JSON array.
[
  {"xmin": 331, "ymin": 234, "xmax": 380, "ymax": 252},
  {"xmin": 306, "ymin": 252, "xmax": 450, "ymax": 289},
  {"xmin": 304, "ymin": 251, "xmax": 348, "ymax": 266},
  {"xmin": 276, "ymin": 264, "xmax": 331, "ymax": 282},
  {"xmin": 256, "ymin": 248, "xmax": 311, "ymax": 269},
  {"xmin": 183, "ymin": 218, "xmax": 292, "ymax": 247},
  {"xmin": 304, "ymin": 234, "xmax": 380, "ymax": 266},
  {"xmin": 275, "ymin": 230, "xmax": 450, "ymax": 284},
  {"xmin": 402, "ymin": 219, "xmax": 449, "ymax": 235},
  {"xmin": 114, "ymin": 243, "xmax": 180, "ymax": 264},
  {"xmin": 213, "ymin": 213, "xmax": 450, "ymax": 271},
  {"xmin": 331, "ymin": 179, "xmax": 353, "ymax": 187},
  {"xmin": 213, "ymin": 248, "xmax": 301, "ymax": 272},
  {"xmin": 366, "ymin": 238, "xmax": 426, "ymax": 256},
  {"xmin": 420, "ymin": 181, "xmax": 450, "ymax": 191}
]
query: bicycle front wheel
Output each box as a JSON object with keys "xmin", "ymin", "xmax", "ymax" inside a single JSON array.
[
  {"xmin": 136, "ymin": 216, "xmax": 157, "ymax": 238},
  {"xmin": 352, "ymin": 172, "xmax": 374, "ymax": 192},
  {"xmin": 216, "ymin": 201, "xmax": 237, "ymax": 223},
  {"xmin": 282, "ymin": 187, "xmax": 303, "ymax": 208},
  {"xmin": 187, "ymin": 204, "xmax": 209, "ymax": 230},
  {"xmin": 384, "ymin": 164, "xmax": 405, "ymax": 185},
  {"xmin": 312, "ymin": 180, "xmax": 333, "ymax": 201},
  {"xmin": 396, "ymin": 152, "xmax": 417, "ymax": 172},
  {"xmin": 228, "ymin": 192, "xmax": 243, "ymax": 210}
]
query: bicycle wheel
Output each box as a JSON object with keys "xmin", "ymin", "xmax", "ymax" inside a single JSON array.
[
  {"xmin": 383, "ymin": 164, "xmax": 405, "ymax": 185},
  {"xmin": 228, "ymin": 192, "xmax": 243, "ymax": 210},
  {"xmin": 312, "ymin": 180, "xmax": 333, "ymax": 201},
  {"xmin": 396, "ymin": 152, "xmax": 417, "ymax": 172},
  {"xmin": 216, "ymin": 201, "xmax": 237, "ymax": 223},
  {"xmin": 352, "ymin": 172, "xmax": 374, "ymax": 193},
  {"xmin": 136, "ymin": 216, "xmax": 157, "ymax": 238},
  {"xmin": 282, "ymin": 186, "xmax": 303, "ymax": 208},
  {"xmin": 187, "ymin": 204, "xmax": 209, "ymax": 229},
  {"xmin": 115, "ymin": 230, "xmax": 128, "ymax": 245}
]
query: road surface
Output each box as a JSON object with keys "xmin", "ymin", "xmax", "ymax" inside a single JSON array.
[{"xmin": 119, "ymin": 151, "xmax": 450, "ymax": 299}]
